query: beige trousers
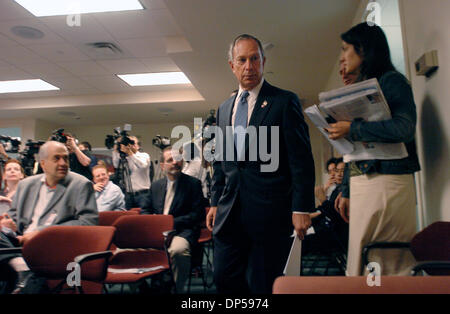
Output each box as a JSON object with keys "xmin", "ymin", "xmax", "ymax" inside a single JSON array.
[
  {"xmin": 346, "ymin": 173, "xmax": 417, "ymax": 276},
  {"xmin": 168, "ymin": 236, "xmax": 191, "ymax": 293}
]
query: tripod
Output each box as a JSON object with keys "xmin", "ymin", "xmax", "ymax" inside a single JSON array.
[{"xmin": 114, "ymin": 152, "xmax": 135, "ymax": 207}]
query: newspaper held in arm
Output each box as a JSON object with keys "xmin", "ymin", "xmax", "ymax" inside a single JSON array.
[{"xmin": 305, "ymin": 78, "xmax": 408, "ymax": 162}]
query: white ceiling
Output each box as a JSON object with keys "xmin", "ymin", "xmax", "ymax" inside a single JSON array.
[{"xmin": 0, "ymin": 0, "xmax": 360, "ymax": 126}]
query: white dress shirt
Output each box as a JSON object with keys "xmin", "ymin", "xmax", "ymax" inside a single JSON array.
[
  {"xmin": 231, "ymin": 78, "xmax": 265, "ymax": 128},
  {"xmin": 24, "ymin": 177, "xmax": 57, "ymax": 234},
  {"xmin": 112, "ymin": 151, "xmax": 151, "ymax": 192}
]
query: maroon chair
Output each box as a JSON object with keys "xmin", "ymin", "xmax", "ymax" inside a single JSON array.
[
  {"xmin": 410, "ymin": 221, "xmax": 450, "ymax": 275},
  {"xmin": 362, "ymin": 221, "xmax": 450, "ymax": 276},
  {"xmin": 104, "ymin": 215, "xmax": 175, "ymax": 293},
  {"xmin": 98, "ymin": 210, "xmax": 138, "ymax": 226},
  {"xmin": 187, "ymin": 207, "xmax": 214, "ymax": 292},
  {"xmin": 21, "ymin": 225, "xmax": 115, "ymax": 294},
  {"xmin": 129, "ymin": 207, "xmax": 142, "ymax": 214}
]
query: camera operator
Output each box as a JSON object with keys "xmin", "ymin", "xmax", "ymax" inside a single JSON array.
[
  {"xmin": 0, "ymin": 144, "xmax": 9, "ymax": 162},
  {"xmin": 64, "ymin": 134, "xmax": 93, "ymax": 180},
  {"xmin": 111, "ymin": 135, "xmax": 151, "ymax": 209}
]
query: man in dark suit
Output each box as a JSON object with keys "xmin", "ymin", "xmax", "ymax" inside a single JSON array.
[
  {"xmin": 206, "ymin": 34, "xmax": 315, "ymax": 294},
  {"xmin": 140, "ymin": 146, "xmax": 205, "ymax": 293},
  {"xmin": 0, "ymin": 141, "xmax": 98, "ymax": 293}
]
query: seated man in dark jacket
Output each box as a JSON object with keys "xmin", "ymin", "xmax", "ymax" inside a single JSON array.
[
  {"xmin": 140, "ymin": 146, "xmax": 204, "ymax": 293},
  {"xmin": 303, "ymin": 158, "xmax": 348, "ymax": 257}
]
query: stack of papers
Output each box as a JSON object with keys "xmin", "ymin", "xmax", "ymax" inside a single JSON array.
[
  {"xmin": 108, "ymin": 266, "xmax": 164, "ymax": 274},
  {"xmin": 305, "ymin": 78, "xmax": 408, "ymax": 162}
]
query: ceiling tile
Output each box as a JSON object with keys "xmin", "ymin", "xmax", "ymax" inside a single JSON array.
[
  {"xmin": 0, "ymin": 65, "xmax": 34, "ymax": 80},
  {"xmin": 140, "ymin": 57, "xmax": 180, "ymax": 72},
  {"xmin": 43, "ymin": 76, "xmax": 93, "ymax": 90},
  {"xmin": 0, "ymin": 33, "xmax": 20, "ymax": 47},
  {"xmin": 96, "ymin": 59, "xmax": 147, "ymax": 74},
  {"xmin": 57, "ymin": 61, "xmax": 110, "ymax": 76},
  {"xmin": 81, "ymin": 75, "xmax": 131, "ymax": 93},
  {"xmin": 27, "ymin": 42, "xmax": 91, "ymax": 62},
  {"xmin": 164, "ymin": 36, "xmax": 192, "ymax": 53},
  {"xmin": 0, "ymin": 18, "xmax": 64, "ymax": 45},
  {"xmin": 118, "ymin": 37, "xmax": 167, "ymax": 58},
  {"xmin": 94, "ymin": 10, "xmax": 165, "ymax": 39},
  {"xmin": 18, "ymin": 63, "xmax": 74, "ymax": 79},
  {"xmin": 0, "ymin": 1, "xmax": 35, "ymax": 21},
  {"xmin": 0, "ymin": 45, "xmax": 48, "ymax": 65},
  {"xmin": 40, "ymin": 15, "xmax": 116, "ymax": 45}
]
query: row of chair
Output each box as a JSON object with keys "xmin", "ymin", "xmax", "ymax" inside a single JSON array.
[
  {"xmin": 0, "ymin": 208, "xmax": 213, "ymax": 294},
  {"xmin": 0, "ymin": 214, "xmax": 175, "ymax": 294}
]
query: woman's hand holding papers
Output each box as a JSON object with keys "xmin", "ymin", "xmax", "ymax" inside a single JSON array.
[{"xmin": 326, "ymin": 121, "xmax": 351, "ymax": 140}]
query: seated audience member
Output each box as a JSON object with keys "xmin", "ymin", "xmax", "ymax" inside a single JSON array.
[
  {"xmin": 0, "ymin": 160, "xmax": 25, "ymax": 215},
  {"xmin": 78, "ymin": 141, "xmax": 97, "ymax": 170},
  {"xmin": 65, "ymin": 134, "xmax": 93, "ymax": 180},
  {"xmin": 303, "ymin": 158, "xmax": 348, "ymax": 256},
  {"xmin": 92, "ymin": 164, "xmax": 125, "ymax": 212},
  {"xmin": 140, "ymin": 146, "xmax": 204, "ymax": 293},
  {"xmin": 314, "ymin": 158, "xmax": 337, "ymax": 206},
  {"xmin": 0, "ymin": 141, "xmax": 98, "ymax": 294}
]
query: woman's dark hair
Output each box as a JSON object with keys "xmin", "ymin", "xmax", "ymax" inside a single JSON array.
[{"xmin": 341, "ymin": 23, "xmax": 396, "ymax": 80}]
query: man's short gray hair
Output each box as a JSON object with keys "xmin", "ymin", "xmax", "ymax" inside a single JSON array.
[
  {"xmin": 228, "ymin": 34, "xmax": 265, "ymax": 62},
  {"xmin": 38, "ymin": 141, "xmax": 68, "ymax": 161}
]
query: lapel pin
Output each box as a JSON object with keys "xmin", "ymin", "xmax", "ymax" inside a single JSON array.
[{"xmin": 261, "ymin": 100, "xmax": 268, "ymax": 108}]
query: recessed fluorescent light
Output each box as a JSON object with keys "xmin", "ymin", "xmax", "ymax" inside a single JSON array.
[
  {"xmin": 117, "ymin": 72, "xmax": 191, "ymax": 86},
  {"xmin": 14, "ymin": 0, "xmax": 144, "ymax": 17},
  {"xmin": 0, "ymin": 79, "xmax": 59, "ymax": 94}
]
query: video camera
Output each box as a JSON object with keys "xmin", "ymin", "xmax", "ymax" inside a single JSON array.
[
  {"xmin": 0, "ymin": 135, "xmax": 21, "ymax": 153},
  {"xmin": 203, "ymin": 109, "xmax": 216, "ymax": 129},
  {"xmin": 152, "ymin": 135, "xmax": 170, "ymax": 150},
  {"xmin": 19, "ymin": 140, "xmax": 45, "ymax": 176},
  {"xmin": 50, "ymin": 128, "xmax": 68, "ymax": 143},
  {"xmin": 105, "ymin": 124, "xmax": 134, "ymax": 151}
]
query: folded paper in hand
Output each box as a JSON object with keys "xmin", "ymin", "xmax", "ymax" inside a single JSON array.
[
  {"xmin": 283, "ymin": 228, "xmax": 315, "ymax": 276},
  {"xmin": 305, "ymin": 78, "xmax": 408, "ymax": 162},
  {"xmin": 108, "ymin": 266, "xmax": 164, "ymax": 274}
]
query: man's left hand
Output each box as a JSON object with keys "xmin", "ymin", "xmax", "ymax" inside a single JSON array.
[{"xmin": 292, "ymin": 213, "xmax": 311, "ymax": 240}]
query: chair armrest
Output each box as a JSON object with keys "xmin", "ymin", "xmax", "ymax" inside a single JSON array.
[
  {"xmin": 411, "ymin": 261, "xmax": 450, "ymax": 276},
  {"xmin": 74, "ymin": 251, "xmax": 113, "ymax": 266},
  {"xmin": 362, "ymin": 241, "xmax": 410, "ymax": 270},
  {"xmin": 0, "ymin": 247, "xmax": 22, "ymax": 255}
]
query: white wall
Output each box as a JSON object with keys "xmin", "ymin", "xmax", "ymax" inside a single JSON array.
[{"xmin": 400, "ymin": 0, "xmax": 450, "ymax": 224}]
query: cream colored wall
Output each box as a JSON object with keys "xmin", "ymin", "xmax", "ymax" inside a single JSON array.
[
  {"xmin": 0, "ymin": 118, "xmax": 36, "ymax": 150},
  {"xmin": 399, "ymin": 0, "xmax": 450, "ymax": 224}
]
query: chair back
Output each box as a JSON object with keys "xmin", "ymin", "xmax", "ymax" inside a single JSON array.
[
  {"xmin": 98, "ymin": 210, "xmax": 138, "ymax": 226},
  {"xmin": 410, "ymin": 221, "xmax": 450, "ymax": 275},
  {"xmin": 112, "ymin": 214, "xmax": 173, "ymax": 249},
  {"xmin": 22, "ymin": 226, "xmax": 115, "ymax": 282},
  {"xmin": 273, "ymin": 276, "xmax": 450, "ymax": 294}
]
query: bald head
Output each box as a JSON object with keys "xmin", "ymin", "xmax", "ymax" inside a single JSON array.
[{"xmin": 38, "ymin": 141, "xmax": 68, "ymax": 162}]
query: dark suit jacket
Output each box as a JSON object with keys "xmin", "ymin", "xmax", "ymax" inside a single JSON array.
[
  {"xmin": 140, "ymin": 173, "xmax": 205, "ymax": 247},
  {"xmin": 210, "ymin": 80, "xmax": 315, "ymax": 240},
  {"xmin": 8, "ymin": 171, "xmax": 98, "ymax": 234}
]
